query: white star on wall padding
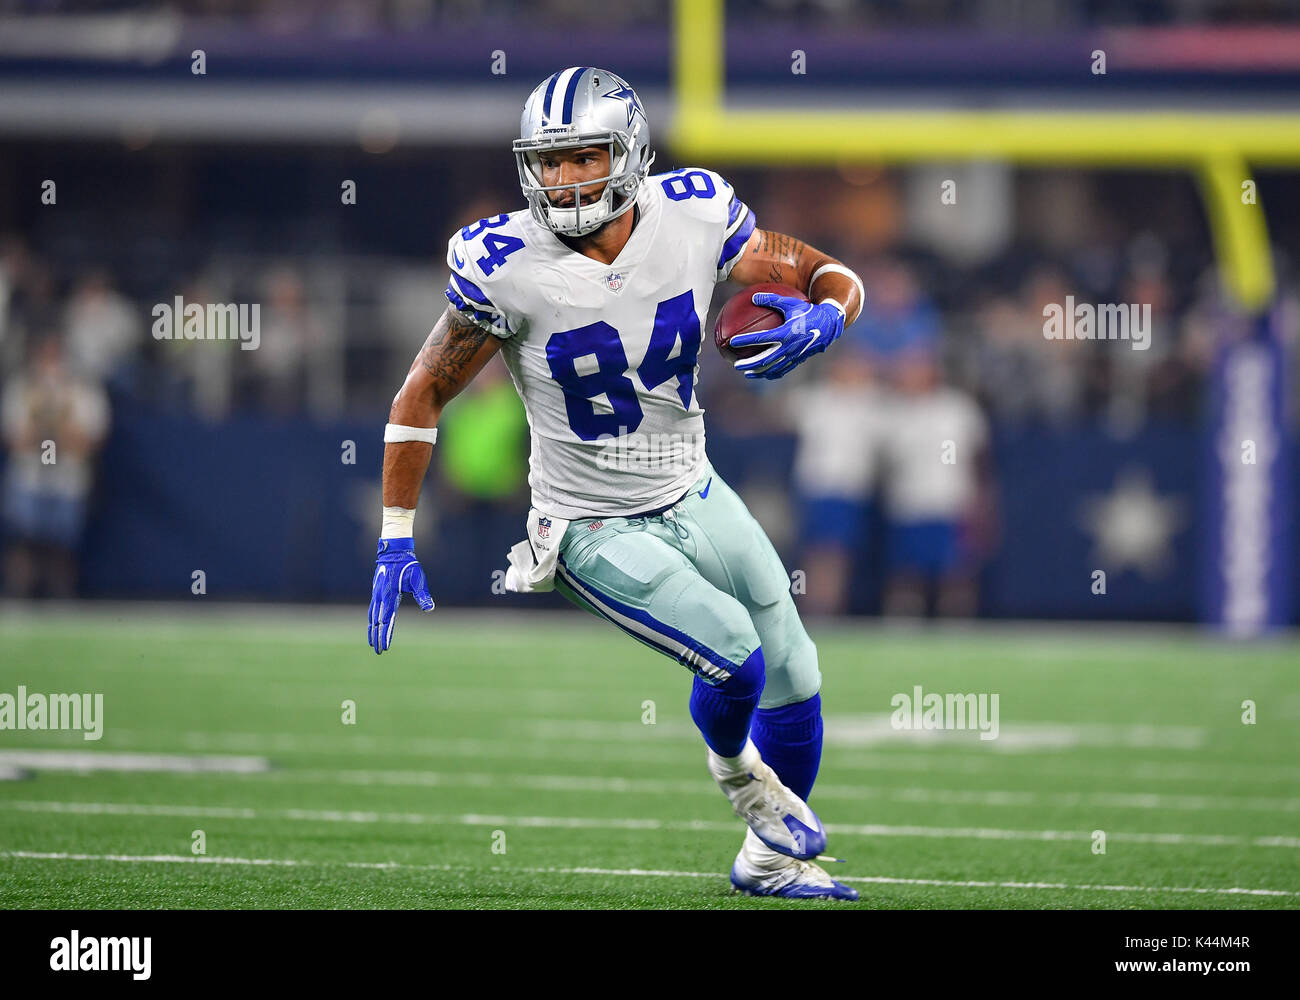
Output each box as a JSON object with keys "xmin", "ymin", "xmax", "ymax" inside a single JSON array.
[{"xmin": 1077, "ymin": 467, "xmax": 1188, "ymax": 580}]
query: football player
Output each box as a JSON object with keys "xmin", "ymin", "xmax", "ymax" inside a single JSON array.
[{"xmin": 368, "ymin": 67, "xmax": 865, "ymax": 900}]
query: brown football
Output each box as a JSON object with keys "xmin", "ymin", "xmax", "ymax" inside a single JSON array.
[{"xmin": 713, "ymin": 282, "xmax": 808, "ymax": 362}]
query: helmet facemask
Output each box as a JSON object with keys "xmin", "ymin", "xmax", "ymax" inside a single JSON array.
[{"xmin": 514, "ymin": 126, "xmax": 653, "ymax": 237}]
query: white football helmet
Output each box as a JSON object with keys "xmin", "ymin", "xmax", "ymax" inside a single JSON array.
[{"xmin": 513, "ymin": 67, "xmax": 655, "ymax": 237}]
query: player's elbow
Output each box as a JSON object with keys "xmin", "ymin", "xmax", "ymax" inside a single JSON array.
[{"xmin": 390, "ymin": 369, "xmax": 443, "ymax": 425}]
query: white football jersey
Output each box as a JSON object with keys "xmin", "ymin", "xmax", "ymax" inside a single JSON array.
[{"xmin": 444, "ymin": 167, "xmax": 756, "ymax": 519}]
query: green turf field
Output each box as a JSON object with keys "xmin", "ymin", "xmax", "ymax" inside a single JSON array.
[{"xmin": 0, "ymin": 607, "xmax": 1296, "ymax": 909}]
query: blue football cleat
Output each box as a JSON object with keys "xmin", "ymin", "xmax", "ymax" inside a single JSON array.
[
  {"xmin": 729, "ymin": 831, "xmax": 859, "ymax": 901},
  {"xmin": 706, "ymin": 738, "xmax": 827, "ymax": 860}
]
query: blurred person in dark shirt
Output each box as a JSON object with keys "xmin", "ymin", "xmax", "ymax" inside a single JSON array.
[
  {"xmin": 854, "ymin": 256, "xmax": 941, "ymax": 360},
  {"xmin": 972, "ymin": 266, "xmax": 1090, "ymax": 425}
]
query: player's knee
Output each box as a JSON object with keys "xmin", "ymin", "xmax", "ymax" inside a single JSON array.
[
  {"xmin": 757, "ymin": 629, "xmax": 820, "ymax": 708},
  {"xmin": 786, "ymin": 633, "xmax": 821, "ymax": 702},
  {"xmin": 752, "ymin": 600, "xmax": 821, "ymax": 704},
  {"xmin": 665, "ymin": 569, "xmax": 763, "ymax": 688}
]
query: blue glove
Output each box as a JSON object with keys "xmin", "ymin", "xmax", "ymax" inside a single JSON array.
[
  {"xmin": 730, "ymin": 293, "xmax": 845, "ymax": 380},
  {"xmin": 367, "ymin": 538, "xmax": 435, "ymax": 654}
]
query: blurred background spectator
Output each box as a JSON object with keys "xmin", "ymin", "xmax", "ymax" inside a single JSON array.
[
  {"xmin": 63, "ymin": 270, "xmax": 141, "ymax": 392},
  {"xmin": 785, "ymin": 347, "xmax": 884, "ymax": 617},
  {"xmin": 875, "ymin": 348, "xmax": 992, "ymax": 619},
  {"xmin": 2, "ymin": 333, "xmax": 110, "ymax": 598}
]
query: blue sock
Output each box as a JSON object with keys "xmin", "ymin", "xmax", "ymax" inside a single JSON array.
[
  {"xmin": 750, "ymin": 692, "xmax": 823, "ymax": 802},
  {"xmin": 688, "ymin": 647, "xmax": 765, "ymax": 758}
]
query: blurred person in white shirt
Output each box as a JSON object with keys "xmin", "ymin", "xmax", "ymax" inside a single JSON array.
[
  {"xmin": 878, "ymin": 349, "xmax": 993, "ymax": 618},
  {"xmin": 786, "ymin": 349, "xmax": 886, "ymax": 616},
  {"xmin": 2, "ymin": 334, "xmax": 111, "ymax": 598},
  {"xmin": 64, "ymin": 270, "xmax": 142, "ymax": 387}
]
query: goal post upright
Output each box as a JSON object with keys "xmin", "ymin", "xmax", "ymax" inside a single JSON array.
[{"xmin": 670, "ymin": 0, "xmax": 1300, "ymax": 313}]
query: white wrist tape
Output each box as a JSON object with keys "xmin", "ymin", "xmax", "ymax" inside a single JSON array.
[
  {"xmin": 810, "ymin": 263, "xmax": 865, "ymax": 318},
  {"xmin": 384, "ymin": 423, "xmax": 438, "ymax": 445},
  {"xmin": 381, "ymin": 506, "xmax": 416, "ymax": 539},
  {"xmin": 823, "ymin": 297, "xmax": 847, "ymax": 320}
]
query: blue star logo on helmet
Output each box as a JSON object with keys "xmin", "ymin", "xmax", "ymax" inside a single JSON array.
[{"xmin": 603, "ymin": 85, "xmax": 645, "ymax": 128}]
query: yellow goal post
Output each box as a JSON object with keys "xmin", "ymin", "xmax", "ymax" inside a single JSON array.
[{"xmin": 670, "ymin": 0, "xmax": 1300, "ymax": 313}]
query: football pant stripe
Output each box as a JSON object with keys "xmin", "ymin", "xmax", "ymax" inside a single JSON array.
[
  {"xmin": 555, "ymin": 567, "xmax": 685, "ymax": 666},
  {"xmin": 556, "ymin": 558, "xmax": 735, "ymax": 681}
]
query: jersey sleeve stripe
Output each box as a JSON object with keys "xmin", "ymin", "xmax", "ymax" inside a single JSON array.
[
  {"xmin": 726, "ymin": 192, "xmax": 745, "ymax": 228},
  {"xmin": 445, "ymin": 285, "xmax": 501, "ymax": 326},
  {"xmin": 723, "ymin": 197, "xmax": 750, "ymax": 239},
  {"xmin": 450, "ymin": 271, "xmax": 493, "ymax": 309},
  {"xmin": 717, "ymin": 207, "xmax": 756, "ymax": 273}
]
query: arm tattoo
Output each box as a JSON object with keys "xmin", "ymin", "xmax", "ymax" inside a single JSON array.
[
  {"xmin": 419, "ymin": 311, "xmax": 492, "ymax": 383},
  {"xmin": 384, "ymin": 309, "xmax": 497, "ymax": 506},
  {"xmin": 730, "ymin": 228, "xmax": 855, "ymax": 313},
  {"xmin": 393, "ymin": 308, "xmax": 499, "ymax": 418},
  {"xmin": 749, "ymin": 229, "xmax": 808, "ymax": 283}
]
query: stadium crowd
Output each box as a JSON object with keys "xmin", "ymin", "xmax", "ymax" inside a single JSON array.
[{"xmin": 2, "ymin": 159, "xmax": 1295, "ymax": 608}]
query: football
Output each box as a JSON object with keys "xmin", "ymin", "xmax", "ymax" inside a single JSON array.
[{"xmin": 713, "ymin": 281, "xmax": 807, "ymax": 362}]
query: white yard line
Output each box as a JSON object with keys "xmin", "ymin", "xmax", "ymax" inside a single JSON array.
[
  {"xmin": 0, "ymin": 750, "xmax": 271, "ymax": 774},
  {"xmin": 0, "ymin": 849, "xmax": 1294, "ymax": 898},
  {"xmin": 4, "ymin": 731, "xmax": 709, "ymax": 768},
  {"xmin": 526, "ymin": 717, "xmax": 1210, "ymax": 752},
  {"xmin": 3, "ymin": 800, "xmax": 1298, "ymax": 848},
  {"xmin": 14, "ymin": 728, "xmax": 1300, "ymax": 783},
  {"xmin": 158, "ymin": 766, "xmax": 1300, "ymax": 813},
  {"xmin": 14, "ymin": 747, "xmax": 1300, "ymax": 812}
]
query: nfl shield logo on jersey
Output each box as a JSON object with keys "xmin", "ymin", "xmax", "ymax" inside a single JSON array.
[
  {"xmin": 604, "ymin": 272, "xmax": 625, "ymax": 292},
  {"xmin": 537, "ymin": 516, "xmax": 552, "ymax": 539}
]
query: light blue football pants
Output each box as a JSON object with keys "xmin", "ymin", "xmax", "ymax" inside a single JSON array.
[{"xmin": 553, "ymin": 461, "xmax": 821, "ymax": 709}]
